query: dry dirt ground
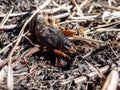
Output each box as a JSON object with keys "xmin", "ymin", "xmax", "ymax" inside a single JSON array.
[{"xmin": 0, "ymin": 0, "xmax": 120, "ymax": 90}]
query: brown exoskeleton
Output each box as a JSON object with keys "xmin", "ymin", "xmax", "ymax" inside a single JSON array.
[{"xmin": 31, "ymin": 13, "xmax": 76, "ymax": 66}]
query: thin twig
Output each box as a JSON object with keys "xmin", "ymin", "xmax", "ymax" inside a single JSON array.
[
  {"xmin": 54, "ymin": 12, "xmax": 70, "ymax": 19},
  {"xmin": 92, "ymin": 3, "xmax": 120, "ymax": 11},
  {"xmin": 0, "ymin": 24, "xmax": 17, "ymax": 30},
  {"xmin": 0, "ymin": 5, "xmax": 72, "ymax": 18},
  {"xmin": 87, "ymin": 28, "xmax": 120, "ymax": 34},
  {"xmin": 70, "ymin": 14, "xmax": 99, "ymax": 20},
  {"xmin": 85, "ymin": 61, "xmax": 105, "ymax": 78},
  {"xmin": 0, "ymin": 12, "xmax": 30, "ymax": 18},
  {"xmin": 70, "ymin": 36, "xmax": 109, "ymax": 44},
  {"xmin": 43, "ymin": 4, "xmax": 72, "ymax": 13},
  {"xmin": 60, "ymin": 65, "xmax": 109, "ymax": 85},
  {"xmin": 101, "ymin": 3, "xmax": 120, "ymax": 11},
  {"xmin": 79, "ymin": 0, "xmax": 89, "ymax": 9},
  {"xmin": 96, "ymin": 20, "xmax": 120, "ymax": 28},
  {"xmin": 71, "ymin": 0, "xmax": 83, "ymax": 16}
]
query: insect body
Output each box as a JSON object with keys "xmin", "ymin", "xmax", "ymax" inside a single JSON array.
[{"xmin": 31, "ymin": 13, "xmax": 76, "ymax": 65}]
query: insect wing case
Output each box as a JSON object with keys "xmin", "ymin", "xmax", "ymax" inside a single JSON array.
[
  {"xmin": 36, "ymin": 25, "xmax": 71, "ymax": 50},
  {"xmin": 32, "ymin": 14, "xmax": 72, "ymax": 51}
]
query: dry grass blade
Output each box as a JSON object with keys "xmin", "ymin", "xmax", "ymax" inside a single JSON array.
[
  {"xmin": 86, "ymin": 61, "xmax": 105, "ymax": 78},
  {"xmin": 0, "ymin": 12, "xmax": 31, "ymax": 18},
  {"xmin": 38, "ymin": 0, "xmax": 52, "ymax": 9},
  {"xmin": 72, "ymin": 0, "xmax": 84, "ymax": 16},
  {"xmin": 61, "ymin": 65, "xmax": 109, "ymax": 85},
  {"xmin": 22, "ymin": 46, "xmax": 40, "ymax": 57},
  {"xmin": 0, "ymin": 24, "xmax": 17, "ymax": 30},
  {"xmin": 54, "ymin": 12, "xmax": 70, "ymax": 19},
  {"xmin": 96, "ymin": 20, "xmax": 120, "ymax": 28},
  {"xmin": 0, "ymin": 66, "xmax": 7, "ymax": 85},
  {"xmin": 88, "ymin": 28, "xmax": 120, "ymax": 34},
  {"xmin": 0, "ymin": 7, "xmax": 14, "ymax": 90},
  {"xmin": 79, "ymin": 0, "xmax": 89, "ymax": 9},
  {"xmin": 71, "ymin": 36, "xmax": 109, "ymax": 44},
  {"xmin": 0, "ymin": 5, "xmax": 72, "ymax": 18},
  {"xmin": 0, "ymin": 7, "xmax": 13, "ymax": 26},
  {"xmin": 74, "ymin": 65, "xmax": 109, "ymax": 84},
  {"xmin": 101, "ymin": 3, "xmax": 120, "ymax": 11},
  {"xmin": 85, "ymin": 61, "xmax": 98, "ymax": 72},
  {"xmin": 43, "ymin": 4, "xmax": 72, "ymax": 13},
  {"xmin": 70, "ymin": 14, "xmax": 99, "ymax": 20},
  {"xmin": 102, "ymin": 70, "xmax": 119, "ymax": 90},
  {"xmin": 7, "ymin": 58, "xmax": 13, "ymax": 90}
]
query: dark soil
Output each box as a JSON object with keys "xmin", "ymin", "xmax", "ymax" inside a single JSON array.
[{"xmin": 0, "ymin": 0, "xmax": 120, "ymax": 90}]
